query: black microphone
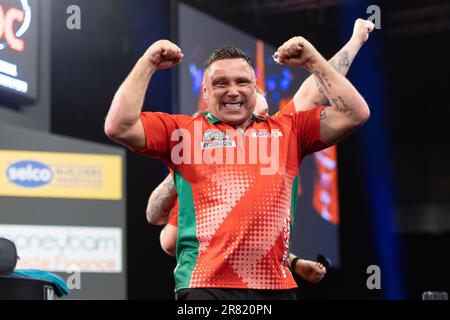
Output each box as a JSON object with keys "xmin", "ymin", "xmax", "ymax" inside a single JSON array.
[{"xmin": 316, "ymin": 254, "xmax": 331, "ymax": 269}]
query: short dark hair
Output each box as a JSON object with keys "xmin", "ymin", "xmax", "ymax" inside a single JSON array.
[{"xmin": 204, "ymin": 45, "xmax": 254, "ymax": 70}]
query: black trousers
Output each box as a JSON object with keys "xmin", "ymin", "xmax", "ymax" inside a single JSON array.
[{"xmin": 176, "ymin": 288, "xmax": 298, "ymax": 300}]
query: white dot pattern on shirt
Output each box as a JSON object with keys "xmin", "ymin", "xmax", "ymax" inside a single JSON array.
[
  {"xmin": 188, "ymin": 161, "xmax": 298, "ymax": 289},
  {"xmin": 195, "ymin": 165, "xmax": 254, "ymax": 254},
  {"xmin": 222, "ymin": 169, "xmax": 295, "ymax": 289}
]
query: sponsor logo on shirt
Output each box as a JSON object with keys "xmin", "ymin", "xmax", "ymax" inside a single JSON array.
[
  {"xmin": 202, "ymin": 130, "xmax": 236, "ymax": 150},
  {"xmin": 170, "ymin": 122, "xmax": 280, "ymax": 175},
  {"xmin": 7, "ymin": 160, "xmax": 52, "ymax": 187},
  {"xmin": 203, "ymin": 131, "xmax": 231, "ymax": 141},
  {"xmin": 201, "ymin": 140, "xmax": 236, "ymax": 150},
  {"xmin": 251, "ymin": 131, "xmax": 283, "ymax": 138}
]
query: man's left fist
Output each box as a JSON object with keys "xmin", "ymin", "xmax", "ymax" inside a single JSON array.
[{"xmin": 275, "ymin": 36, "xmax": 319, "ymax": 68}]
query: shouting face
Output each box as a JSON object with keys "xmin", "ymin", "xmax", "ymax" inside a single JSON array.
[{"xmin": 203, "ymin": 58, "xmax": 257, "ymax": 127}]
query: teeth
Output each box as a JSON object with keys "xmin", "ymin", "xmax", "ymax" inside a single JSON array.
[{"xmin": 225, "ymin": 103, "xmax": 242, "ymax": 108}]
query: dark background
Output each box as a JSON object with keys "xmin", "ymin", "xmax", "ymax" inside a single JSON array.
[{"xmin": 49, "ymin": 0, "xmax": 450, "ymax": 299}]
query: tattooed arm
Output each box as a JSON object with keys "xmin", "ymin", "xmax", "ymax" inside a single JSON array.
[
  {"xmin": 294, "ymin": 19, "xmax": 375, "ymax": 111},
  {"xmin": 146, "ymin": 174, "xmax": 178, "ymax": 225},
  {"xmin": 277, "ymin": 36, "xmax": 370, "ymax": 145}
]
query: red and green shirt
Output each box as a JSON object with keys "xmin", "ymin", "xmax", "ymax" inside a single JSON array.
[{"xmin": 138, "ymin": 101, "xmax": 327, "ymax": 291}]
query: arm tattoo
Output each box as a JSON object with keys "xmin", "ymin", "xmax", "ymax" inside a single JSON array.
[
  {"xmin": 331, "ymin": 96, "xmax": 350, "ymax": 114},
  {"xmin": 312, "ymin": 69, "xmax": 332, "ymax": 95},
  {"xmin": 310, "ymin": 61, "xmax": 351, "ymax": 114},
  {"xmin": 309, "ymin": 58, "xmax": 354, "ymax": 117},
  {"xmin": 313, "ymin": 51, "xmax": 352, "ymax": 106},
  {"xmin": 315, "ymin": 77, "xmax": 325, "ymax": 95},
  {"xmin": 329, "ymin": 51, "xmax": 350, "ymax": 73},
  {"xmin": 147, "ymin": 176, "xmax": 177, "ymax": 223}
]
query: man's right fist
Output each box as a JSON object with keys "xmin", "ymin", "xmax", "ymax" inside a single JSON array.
[{"xmin": 145, "ymin": 40, "xmax": 184, "ymax": 70}]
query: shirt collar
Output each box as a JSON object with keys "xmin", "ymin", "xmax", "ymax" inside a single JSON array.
[{"xmin": 205, "ymin": 113, "xmax": 267, "ymax": 125}]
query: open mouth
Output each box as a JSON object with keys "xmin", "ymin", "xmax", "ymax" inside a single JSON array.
[{"xmin": 223, "ymin": 102, "xmax": 243, "ymax": 109}]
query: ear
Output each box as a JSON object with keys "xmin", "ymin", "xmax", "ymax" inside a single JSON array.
[{"xmin": 202, "ymin": 86, "xmax": 207, "ymax": 100}]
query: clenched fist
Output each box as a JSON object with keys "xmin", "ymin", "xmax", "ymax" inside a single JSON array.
[
  {"xmin": 144, "ymin": 40, "xmax": 184, "ymax": 70},
  {"xmin": 352, "ymin": 18, "xmax": 375, "ymax": 45},
  {"xmin": 295, "ymin": 259, "xmax": 327, "ymax": 283},
  {"xmin": 275, "ymin": 36, "xmax": 320, "ymax": 69}
]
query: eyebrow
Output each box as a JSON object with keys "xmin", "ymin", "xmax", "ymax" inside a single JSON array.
[
  {"xmin": 212, "ymin": 76, "xmax": 251, "ymax": 84},
  {"xmin": 212, "ymin": 77, "xmax": 229, "ymax": 84},
  {"xmin": 235, "ymin": 77, "xmax": 251, "ymax": 82},
  {"xmin": 211, "ymin": 76, "xmax": 230, "ymax": 85}
]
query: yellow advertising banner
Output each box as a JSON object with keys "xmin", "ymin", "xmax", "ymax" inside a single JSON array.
[{"xmin": 0, "ymin": 150, "xmax": 122, "ymax": 200}]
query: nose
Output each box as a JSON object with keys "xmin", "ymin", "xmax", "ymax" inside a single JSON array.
[{"xmin": 227, "ymin": 84, "xmax": 239, "ymax": 98}]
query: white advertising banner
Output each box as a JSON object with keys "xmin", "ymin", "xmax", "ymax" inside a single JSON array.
[{"xmin": 0, "ymin": 224, "xmax": 123, "ymax": 273}]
